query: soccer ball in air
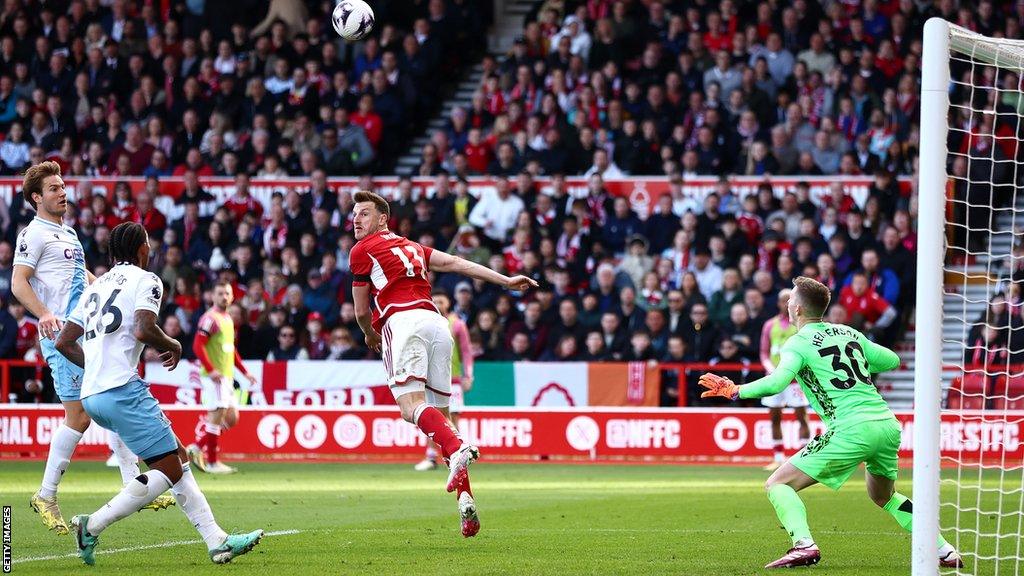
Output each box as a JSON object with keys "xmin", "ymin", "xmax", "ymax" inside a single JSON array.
[{"xmin": 332, "ymin": 0, "xmax": 375, "ymax": 41}]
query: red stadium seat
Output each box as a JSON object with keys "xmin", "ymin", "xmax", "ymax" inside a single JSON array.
[
  {"xmin": 991, "ymin": 374, "xmax": 1024, "ymax": 411},
  {"xmin": 947, "ymin": 373, "xmax": 988, "ymax": 410}
]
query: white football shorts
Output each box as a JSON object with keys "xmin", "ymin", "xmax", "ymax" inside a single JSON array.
[
  {"xmin": 381, "ymin": 309, "xmax": 454, "ymax": 408},
  {"xmin": 761, "ymin": 382, "xmax": 810, "ymax": 408}
]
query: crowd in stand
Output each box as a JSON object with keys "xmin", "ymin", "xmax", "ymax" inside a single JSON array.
[
  {"xmin": 1, "ymin": 0, "xmax": 1022, "ymax": 405},
  {"xmin": 0, "ymin": 0, "xmax": 487, "ymax": 178}
]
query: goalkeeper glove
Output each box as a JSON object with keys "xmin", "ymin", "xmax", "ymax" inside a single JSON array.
[{"xmin": 699, "ymin": 373, "xmax": 740, "ymax": 401}]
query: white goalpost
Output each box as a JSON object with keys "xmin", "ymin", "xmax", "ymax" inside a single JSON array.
[{"xmin": 917, "ymin": 18, "xmax": 1024, "ymax": 576}]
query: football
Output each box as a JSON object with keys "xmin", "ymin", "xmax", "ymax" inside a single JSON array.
[{"xmin": 332, "ymin": 0, "xmax": 375, "ymax": 41}]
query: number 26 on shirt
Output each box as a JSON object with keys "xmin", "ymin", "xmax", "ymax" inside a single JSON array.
[{"xmin": 391, "ymin": 246, "xmax": 427, "ymax": 279}]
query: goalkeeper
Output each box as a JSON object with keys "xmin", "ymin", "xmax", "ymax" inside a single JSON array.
[{"xmin": 700, "ymin": 276, "xmax": 962, "ymax": 569}]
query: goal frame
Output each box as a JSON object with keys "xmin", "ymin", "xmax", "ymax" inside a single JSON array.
[
  {"xmin": 914, "ymin": 16, "xmax": 951, "ymax": 576},
  {"xmin": 916, "ymin": 17, "xmax": 1024, "ymax": 576}
]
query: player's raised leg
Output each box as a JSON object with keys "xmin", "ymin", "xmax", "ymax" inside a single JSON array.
[
  {"xmin": 762, "ymin": 461, "xmax": 821, "ymax": 568},
  {"xmin": 72, "ymin": 433, "xmax": 262, "ymax": 566},
  {"xmin": 107, "ymin": 429, "xmax": 176, "ymax": 511},
  {"xmin": 863, "ymin": 437, "xmax": 964, "ymax": 569}
]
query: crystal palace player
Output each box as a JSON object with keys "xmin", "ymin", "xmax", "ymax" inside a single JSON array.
[
  {"xmin": 13, "ymin": 162, "xmax": 173, "ymax": 536},
  {"xmin": 187, "ymin": 280, "xmax": 258, "ymax": 475},
  {"xmin": 56, "ymin": 222, "xmax": 263, "ymax": 565},
  {"xmin": 700, "ymin": 277, "xmax": 963, "ymax": 569},
  {"xmin": 350, "ymin": 190, "xmax": 537, "ymax": 537}
]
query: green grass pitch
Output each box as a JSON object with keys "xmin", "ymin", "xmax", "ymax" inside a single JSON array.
[{"xmin": 1, "ymin": 461, "xmax": 1019, "ymax": 575}]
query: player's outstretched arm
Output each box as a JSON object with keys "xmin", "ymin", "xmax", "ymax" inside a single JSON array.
[
  {"xmin": 729, "ymin": 349, "xmax": 804, "ymax": 400},
  {"xmin": 55, "ymin": 321, "xmax": 85, "ymax": 369},
  {"xmin": 134, "ymin": 310, "xmax": 182, "ymax": 370},
  {"xmin": 428, "ymin": 250, "xmax": 539, "ymax": 291},
  {"xmin": 860, "ymin": 337, "xmax": 900, "ymax": 374}
]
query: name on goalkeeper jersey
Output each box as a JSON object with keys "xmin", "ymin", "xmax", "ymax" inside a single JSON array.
[
  {"xmin": 902, "ymin": 420, "xmax": 1020, "ymax": 452},
  {"xmin": 811, "ymin": 325, "xmax": 856, "ymax": 347}
]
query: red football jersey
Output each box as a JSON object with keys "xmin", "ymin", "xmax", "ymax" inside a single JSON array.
[
  {"xmin": 350, "ymin": 230, "xmax": 438, "ymax": 332},
  {"xmin": 838, "ymin": 286, "xmax": 890, "ymax": 323},
  {"xmin": 16, "ymin": 319, "xmax": 37, "ymax": 358}
]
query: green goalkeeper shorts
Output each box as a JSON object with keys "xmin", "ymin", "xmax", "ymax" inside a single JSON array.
[{"xmin": 790, "ymin": 417, "xmax": 902, "ymax": 490}]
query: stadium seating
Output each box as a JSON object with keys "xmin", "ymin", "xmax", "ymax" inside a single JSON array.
[{"xmin": 946, "ymin": 373, "xmax": 988, "ymax": 411}]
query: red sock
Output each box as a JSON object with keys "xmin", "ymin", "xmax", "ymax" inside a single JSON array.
[
  {"xmin": 457, "ymin": 474, "xmax": 473, "ymax": 499},
  {"xmin": 204, "ymin": 423, "xmax": 221, "ymax": 464},
  {"xmin": 194, "ymin": 419, "xmax": 208, "ymax": 448},
  {"xmin": 415, "ymin": 406, "xmax": 462, "ymax": 458}
]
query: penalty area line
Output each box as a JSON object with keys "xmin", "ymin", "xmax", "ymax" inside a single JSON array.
[{"xmin": 12, "ymin": 529, "xmax": 302, "ymax": 564}]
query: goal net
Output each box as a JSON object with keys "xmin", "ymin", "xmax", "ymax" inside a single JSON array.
[{"xmin": 917, "ymin": 18, "xmax": 1024, "ymax": 576}]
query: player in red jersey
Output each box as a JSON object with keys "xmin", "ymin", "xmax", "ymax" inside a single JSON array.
[{"xmin": 350, "ymin": 191, "xmax": 537, "ymax": 538}]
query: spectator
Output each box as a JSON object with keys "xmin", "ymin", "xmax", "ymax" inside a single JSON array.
[
  {"xmin": 468, "ymin": 177, "xmax": 525, "ymax": 249},
  {"xmin": 540, "ymin": 334, "xmax": 582, "ymax": 362},
  {"xmin": 680, "ymin": 302, "xmax": 719, "ymax": 361},
  {"xmin": 623, "ymin": 330, "xmax": 657, "ymax": 362},
  {"xmin": 723, "ymin": 303, "xmax": 760, "ymax": 360},
  {"xmin": 326, "ymin": 327, "xmax": 367, "ymax": 360},
  {"xmin": 583, "ymin": 148, "xmax": 625, "ymax": 179},
  {"xmin": 845, "ymin": 248, "xmax": 900, "ymax": 306},
  {"xmin": 267, "ymin": 326, "xmax": 309, "ymax": 361},
  {"xmin": 599, "ymin": 312, "xmax": 628, "ymax": 360},
  {"xmin": 304, "ymin": 312, "xmax": 328, "ymax": 360},
  {"xmin": 548, "ymin": 299, "xmax": 586, "ymax": 354},
  {"xmin": 708, "ymin": 338, "xmax": 751, "ymax": 387},
  {"xmin": 689, "ymin": 247, "xmax": 724, "ymax": 301},
  {"xmin": 604, "ymin": 199, "xmax": 643, "ymax": 256},
  {"xmin": 506, "ymin": 300, "xmax": 548, "ymax": 359},
  {"xmin": 574, "ymin": 330, "xmax": 606, "ymax": 362},
  {"xmin": 838, "ymin": 272, "xmax": 898, "ymax": 341}
]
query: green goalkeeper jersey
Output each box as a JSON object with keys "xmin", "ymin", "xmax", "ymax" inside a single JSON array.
[{"xmin": 739, "ymin": 322, "xmax": 900, "ymax": 430}]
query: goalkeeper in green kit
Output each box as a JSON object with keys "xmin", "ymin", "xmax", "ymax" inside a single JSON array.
[{"xmin": 700, "ymin": 276, "xmax": 963, "ymax": 569}]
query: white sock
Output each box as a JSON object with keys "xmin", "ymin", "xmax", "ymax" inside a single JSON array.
[
  {"xmin": 939, "ymin": 542, "xmax": 956, "ymax": 557},
  {"xmin": 108, "ymin": 432, "xmax": 141, "ymax": 485},
  {"xmin": 172, "ymin": 464, "xmax": 227, "ymax": 549},
  {"xmin": 86, "ymin": 470, "xmax": 172, "ymax": 536},
  {"xmin": 425, "ymin": 446, "xmax": 438, "ymax": 461},
  {"xmin": 39, "ymin": 425, "xmax": 84, "ymax": 498},
  {"xmin": 795, "ymin": 537, "xmax": 815, "ymax": 548}
]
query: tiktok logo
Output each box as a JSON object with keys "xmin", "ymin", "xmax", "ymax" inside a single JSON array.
[{"xmin": 294, "ymin": 415, "xmax": 327, "ymax": 450}]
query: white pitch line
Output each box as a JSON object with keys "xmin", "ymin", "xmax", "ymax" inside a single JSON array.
[
  {"xmin": 333, "ymin": 527, "xmax": 898, "ymax": 536},
  {"xmin": 12, "ymin": 529, "xmax": 301, "ymax": 564}
]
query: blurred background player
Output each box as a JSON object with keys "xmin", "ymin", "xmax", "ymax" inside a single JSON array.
[
  {"xmin": 13, "ymin": 162, "xmax": 172, "ymax": 535},
  {"xmin": 56, "ymin": 222, "xmax": 263, "ymax": 566},
  {"xmin": 350, "ymin": 191, "xmax": 536, "ymax": 538},
  {"xmin": 700, "ymin": 277, "xmax": 962, "ymax": 569},
  {"xmin": 759, "ymin": 288, "xmax": 811, "ymax": 471},
  {"xmin": 415, "ymin": 291, "xmax": 475, "ymax": 471},
  {"xmin": 187, "ymin": 280, "xmax": 258, "ymax": 474}
]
